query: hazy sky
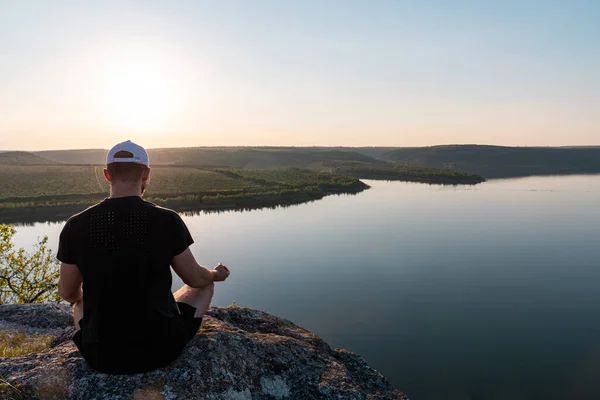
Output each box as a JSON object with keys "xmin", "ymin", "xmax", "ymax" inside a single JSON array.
[{"xmin": 1, "ymin": 0, "xmax": 598, "ymax": 150}]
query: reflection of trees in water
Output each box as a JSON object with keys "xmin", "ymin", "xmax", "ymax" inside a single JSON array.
[
  {"xmin": 2, "ymin": 191, "xmax": 365, "ymax": 226},
  {"xmin": 6, "ymin": 212, "xmax": 79, "ymax": 227},
  {"xmin": 181, "ymin": 191, "xmax": 363, "ymax": 217}
]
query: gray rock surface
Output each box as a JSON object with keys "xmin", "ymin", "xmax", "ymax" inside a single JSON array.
[
  {"xmin": 0, "ymin": 303, "xmax": 72, "ymax": 330},
  {"xmin": 0, "ymin": 304, "xmax": 407, "ymax": 399}
]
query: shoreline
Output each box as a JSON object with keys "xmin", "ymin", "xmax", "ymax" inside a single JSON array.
[
  {"xmin": 0, "ymin": 184, "xmax": 368, "ymax": 225},
  {"xmin": 0, "ymin": 170, "xmax": 489, "ymax": 225},
  {"xmin": 337, "ymin": 169, "xmax": 486, "ymax": 185}
]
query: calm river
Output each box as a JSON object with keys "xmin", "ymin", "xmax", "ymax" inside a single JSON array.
[{"xmin": 11, "ymin": 175, "xmax": 600, "ymax": 400}]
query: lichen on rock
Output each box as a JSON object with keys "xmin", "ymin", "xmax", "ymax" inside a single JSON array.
[{"xmin": 0, "ymin": 304, "xmax": 408, "ymax": 399}]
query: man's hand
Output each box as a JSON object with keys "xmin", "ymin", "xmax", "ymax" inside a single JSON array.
[{"xmin": 212, "ymin": 263, "xmax": 230, "ymax": 282}]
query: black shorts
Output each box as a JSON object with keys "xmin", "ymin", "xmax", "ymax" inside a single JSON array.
[{"xmin": 73, "ymin": 302, "xmax": 203, "ymax": 374}]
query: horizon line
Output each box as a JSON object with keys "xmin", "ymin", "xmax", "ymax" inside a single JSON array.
[{"xmin": 2, "ymin": 143, "xmax": 600, "ymax": 152}]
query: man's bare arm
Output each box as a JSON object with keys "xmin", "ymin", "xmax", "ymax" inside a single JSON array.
[
  {"xmin": 171, "ymin": 248, "xmax": 218, "ymax": 288},
  {"xmin": 58, "ymin": 263, "xmax": 83, "ymax": 304}
]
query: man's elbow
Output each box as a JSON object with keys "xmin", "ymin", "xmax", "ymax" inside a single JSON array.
[
  {"xmin": 59, "ymin": 291, "xmax": 81, "ymax": 304},
  {"xmin": 58, "ymin": 283, "xmax": 82, "ymax": 303},
  {"xmin": 59, "ymin": 292, "xmax": 81, "ymax": 304}
]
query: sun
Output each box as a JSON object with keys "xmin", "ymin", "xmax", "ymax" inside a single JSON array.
[{"xmin": 99, "ymin": 48, "xmax": 181, "ymax": 133}]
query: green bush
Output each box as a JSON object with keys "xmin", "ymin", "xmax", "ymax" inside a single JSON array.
[{"xmin": 0, "ymin": 225, "xmax": 61, "ymax": 304}]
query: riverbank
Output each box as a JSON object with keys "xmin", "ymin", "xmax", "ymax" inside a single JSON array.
[
  {"xmin": 335, "ymin": 165, "xmax": 485, "ymax": 184},
  {"xmin": 0, "ymin": 162, "xmax": 486, "ymax": 224},
  {"xmin": 0, "ymin": 178, "xmax": 368, "ymax": 224}
]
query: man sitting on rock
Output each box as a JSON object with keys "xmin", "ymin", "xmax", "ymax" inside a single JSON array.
[{"xmin": 56, "ymin": 140, "xmax": 230, "ymax": 374}]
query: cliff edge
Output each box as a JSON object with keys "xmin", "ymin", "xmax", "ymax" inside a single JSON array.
[{"xmin": 0, "ymin": 304, "xmax": 407, "ymax": 399}]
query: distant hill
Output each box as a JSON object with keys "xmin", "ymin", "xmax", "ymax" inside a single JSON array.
[
  {"xmin": 559, "ymin": 146, "xmax": 600, "ymax": 149},
  {"xmin": 32, "ymin": 145, "xmax": 600, "ymax": 179},
  {"xmin": 383, "ymin": 145, "xmax": 600, "ymax": 178},
  {"xmin": 0, "ymin": 151, "xmax": 57, "ymax": 165},
  {"xmin": 30, "ymin": 146, "xmax": 481, "ymax": 184},
  {"xmin": 35, "ymin": 147, "xmax": 386, "ymax": 169},
  {"xmin": 35, "ymin": 149, "xmax": 107, "ymax": 165},
  {"xmin": 344, "ymin": 147, "xmax": 400, "ymax": 159},
  {"xmin": 154, "ymin": 147, "xmax": 387, "ymax": 169}
]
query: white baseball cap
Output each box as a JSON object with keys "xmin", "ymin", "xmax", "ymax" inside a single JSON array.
[{"xmin": 106, "ymin": 140, "xmax": 149, "ymax": 167}]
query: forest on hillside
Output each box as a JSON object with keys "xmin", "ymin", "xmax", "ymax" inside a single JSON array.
[{"xmin": 0, "ymin": 165, "xmax": 367, "ymax": 224}]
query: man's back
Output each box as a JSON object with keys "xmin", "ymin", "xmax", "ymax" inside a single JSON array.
[{"xmin": 58, "ymin": 196, "xmax": 193, "ymax": 372}]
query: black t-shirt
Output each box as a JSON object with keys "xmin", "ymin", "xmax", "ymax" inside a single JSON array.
[{"xmin": 57, "ymin": 196, "xmax": 193, "ymax": 350}]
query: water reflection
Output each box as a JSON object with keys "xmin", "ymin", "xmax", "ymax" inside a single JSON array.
[
  {"xmin": 9, "ymin": 175, "xmax": 600, "ymax": 400},
  {"xmin": 3, "ymin": 191, "xmax": 365, "ymax": 226}
]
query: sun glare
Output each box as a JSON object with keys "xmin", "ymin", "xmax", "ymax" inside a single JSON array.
[{"xmin": 99, "ymin": 47, "xmax": 182, "ymax": 133}]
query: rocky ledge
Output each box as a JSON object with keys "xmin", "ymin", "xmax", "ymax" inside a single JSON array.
[{"xmin": 0, "ymin": 304, "xmax": 407, "ymax": 399}]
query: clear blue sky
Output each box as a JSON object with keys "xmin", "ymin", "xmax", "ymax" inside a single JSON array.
[{"xmin": 1, "ymin": 0, "xmax": 598, "ymax": 150}]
